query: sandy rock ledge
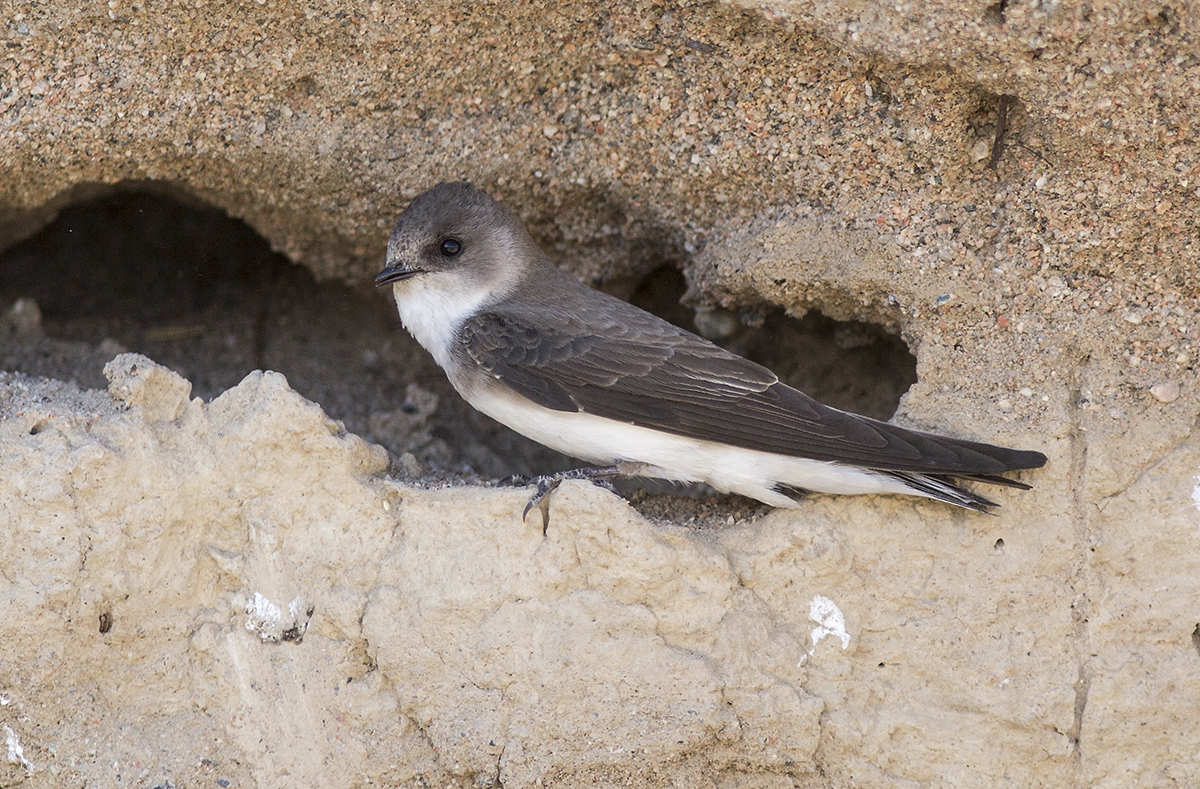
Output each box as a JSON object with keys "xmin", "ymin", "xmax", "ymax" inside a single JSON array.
[
  {"xmin": 0, "ymin": 354, "xmax": 1074, "ymax": 787},
  {"xmin": 5, "ymin": 353, "xmax": 1195, "ymax": 788},
  {"xmin": 0, "ymin": 355, "xmax": 831, "ymax": 788}
]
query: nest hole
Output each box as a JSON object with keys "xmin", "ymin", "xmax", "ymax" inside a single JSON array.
[
  {"xmin": 0, "ymin": 186, "xmax": 568, "ymax": 478},
  {"xmin": 1, "ymin": 189, "xmax": 918, "ymax": 499},
  {"xmin": 629, "ymin": 265, "xmax": 917, "ymax": 421}
]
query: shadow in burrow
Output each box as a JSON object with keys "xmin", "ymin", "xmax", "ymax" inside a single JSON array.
[{"xmin": 0, "ymin": 183, "xmax": 917, "ymax": 504}]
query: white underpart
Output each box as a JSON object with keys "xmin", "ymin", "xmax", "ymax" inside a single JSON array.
[{"xmin": 466, "ymin": 386, "xmax": 929, "ymax": 508}]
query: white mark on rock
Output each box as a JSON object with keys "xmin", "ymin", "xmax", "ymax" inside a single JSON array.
[
  {"xmin": 1193, "ymin": 476, "xmax": 1200, "ymax": 532},
  {"xmin": 0, "ymin": 695, "xmax": 9, "ymax": 706},
  {"xmin": 246, "ymin": 592, "xmax": 282, "ymax": 636},
  {"xmin": 5, "ymin": 725, "xmax": 32, "ymax": 771},
  {"xmin": 799, "ymin": 595, "xmax": 850, "ymax": 666},
  {"xmin": 244, "ymin": 592, "xmax": 313, "ymax": 643},
  {"xmin": 809, "ymin": 595, "xmax": 850, "ymax": 649}
]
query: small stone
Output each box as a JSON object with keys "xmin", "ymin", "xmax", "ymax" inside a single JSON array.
[
  {"xmin": 399, "ymin": 452, "xmax": 424, "ymax": 478},
  {"xmin": 693, "ymin": 306, "xmax": 740, "ymax": 340},
  {"xmin": 103, "ymin": 353, "xmax": 192, "ymax": 423},
  {"xmin": 1150, "ymin": 381, "xmax": 1180, "ymax": 403},
  {"xmin": 6, "ymin": 297, "xmax": 42, "ymax": 336},
  {"xmin": 97, "ymin": 338, "xmax": 128, "ymax": 357}
]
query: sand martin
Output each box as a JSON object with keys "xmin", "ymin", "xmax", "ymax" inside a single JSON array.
[{"xmin": 376, "ymin": 182, "xmax": 1046, "ymax": 513}]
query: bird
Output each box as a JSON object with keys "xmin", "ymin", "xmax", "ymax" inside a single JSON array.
[{"xmin": 375, "ymin": 181, "xmax": 1046, "ymax": 516}]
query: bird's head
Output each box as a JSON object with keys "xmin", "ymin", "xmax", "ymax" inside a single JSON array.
[{"xmin": 375, "ymin": 181, "xmax": 537, "ymax": 298}]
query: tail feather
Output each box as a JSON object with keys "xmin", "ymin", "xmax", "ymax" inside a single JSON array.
[
  {"xmin": 883, "ymin": 471, "xmax": 1001, "ymax": 514},
  {"xmin": 879, "ymin": 438, "xmax": 1044, "ymax": 511},
  {"xmin": 954, "ymin": 471, "xmax": 1033, "ymax": 491}
]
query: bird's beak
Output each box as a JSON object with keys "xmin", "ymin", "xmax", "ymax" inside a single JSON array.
[{"xmin": 374, "ymin": 262, "xmax": 423, "ymax": 287}]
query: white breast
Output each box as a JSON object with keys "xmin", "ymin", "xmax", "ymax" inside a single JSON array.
[{"xmin": 390, "ymin": 278, "xmax": 493, "ymax": 370}]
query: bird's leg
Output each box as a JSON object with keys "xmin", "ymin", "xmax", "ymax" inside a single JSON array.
[
  {"xmin": 522, "ymin": 465, "xmax": 618, "ymax": 521},
  {"xmin": 521, "ymin": 461, "xmax": 649, "ymax": 528}
]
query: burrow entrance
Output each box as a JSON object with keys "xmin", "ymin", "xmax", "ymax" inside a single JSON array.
[{"xmin": 0, "ymin": 187, "xmax": 917, "ymax": 499}]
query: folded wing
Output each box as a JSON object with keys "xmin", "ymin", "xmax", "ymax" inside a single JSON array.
[{"xmin": 457, "ymin": 292, "xmax": 1046, "ymax": 477}]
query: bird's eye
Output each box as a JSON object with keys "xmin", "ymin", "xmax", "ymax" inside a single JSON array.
[{"xmin": 439, "ymin": 238, "xmax": 463, "ymax": 257}]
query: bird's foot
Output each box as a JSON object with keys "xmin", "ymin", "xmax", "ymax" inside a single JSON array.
[{"xmin": 521, "ymin": 462, "xmax": 648, "ymax": 530}]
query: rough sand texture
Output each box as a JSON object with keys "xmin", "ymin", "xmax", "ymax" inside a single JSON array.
[{"xmin": 2, "ymin": 1, "xmax": 1199, "ymax": 787}]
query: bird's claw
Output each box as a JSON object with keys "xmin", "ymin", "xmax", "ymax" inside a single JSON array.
[
  {"xmin": 522, "ymin": 476, "xmax": 556, "ymax": 524},
  {"xmin": 519, "ymin": 464, "xmax": 635, "ymax": 532}
]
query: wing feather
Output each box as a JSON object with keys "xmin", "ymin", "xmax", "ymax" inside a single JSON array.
[{"xmin": 456, "ymin": 290, "xmax": 1045, "ymax": 476}]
